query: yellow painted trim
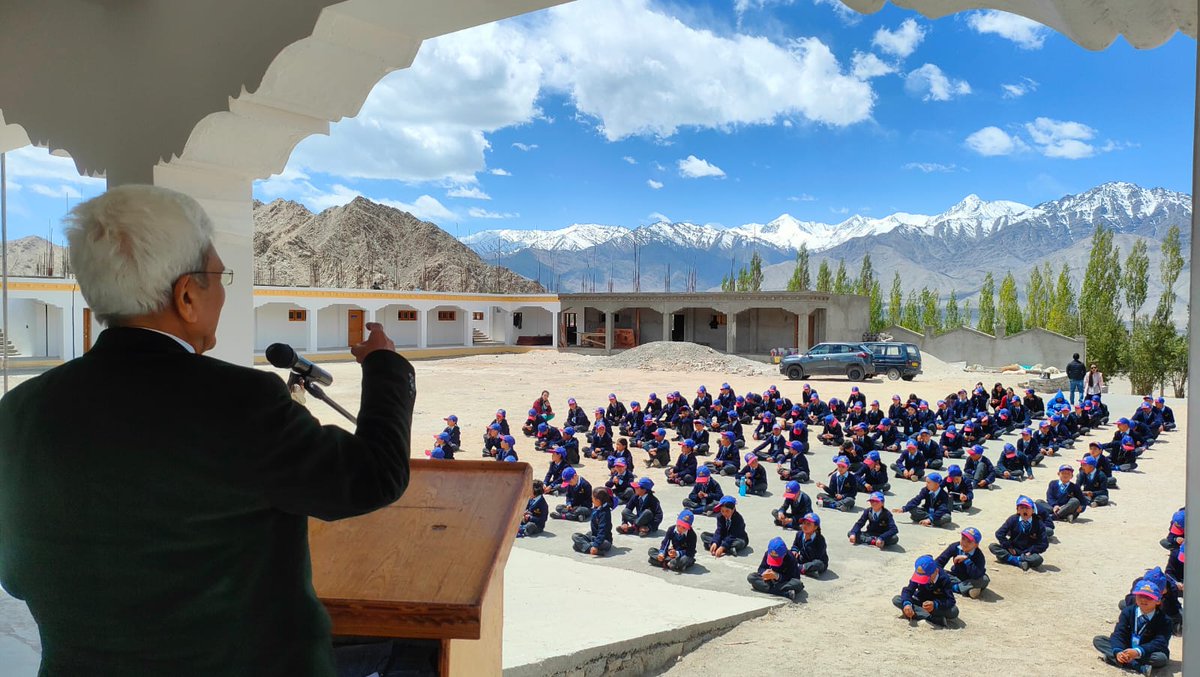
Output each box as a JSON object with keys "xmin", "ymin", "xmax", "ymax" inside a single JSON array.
[
  {"xmin": 0, "ymin": 281, "xmax": 79, "ymax": 292},
  {"xmin": 252, "ymin": 288, "xmax": 558, "ymax": 303},
  {"xmin": 252, "ymin": 345, "xmax": 553, "ymax": 365},
  {"xmin": 2, "ymin": 359, "xmax": 64, "ymax": 368}
]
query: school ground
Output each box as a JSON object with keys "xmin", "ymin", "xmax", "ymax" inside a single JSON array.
[{"xmin": 0, "ymin": 349, "xmax": 1185, "ymax": 676}]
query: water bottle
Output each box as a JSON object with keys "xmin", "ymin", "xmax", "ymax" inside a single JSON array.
[{"xmin": 739, "ymin": 476, "xmax": 747, "ymax": 497}]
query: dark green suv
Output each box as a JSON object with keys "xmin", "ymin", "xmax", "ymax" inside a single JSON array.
[{"xmin": 863, "ymin": 342, "xmax": 923, "ymax": 381}]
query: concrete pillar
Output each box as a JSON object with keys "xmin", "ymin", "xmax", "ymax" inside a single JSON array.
[
  {"xmin": 464, "ymin": 309, "xmax": 473, "ymax": 347},
  {"xmin": 307, "ymin": 307, "xmax": 319, "ymax": 352},
  {"xmin": 726, "ymin": 312, "xmax": 738, "ymax": 355},
  {"xmin": 1183, "ymin": 37, "xmax": 1199, "ymax": 662},
  {"xmin": 604, "ymin": 311, "xmax": 614, "ymax": 355},
  {"xmin": 417, "ymin": 310, "xmax": 427, "ymax": 349},
  {"xmin": 662, "ymin": 310, "xmax": 672, "ymax": 342},
  {"xmin": 59, "ymin": 305, "xmax": 73, "ymax": 361},
  {"xmin": 551, "ymin": 310, "xmax": 559, "ymax": 348}
]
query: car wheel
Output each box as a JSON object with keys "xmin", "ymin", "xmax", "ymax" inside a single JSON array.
[
  {"xmin": 847, "ymin": 367, "xmax": 864, "ymax": 382},
  {"xmin": 901, "ymin": 375, "xmax": 915, "ymax": 381},
  {"xmin": 787, "ymin": 366, "xmax": 804, "ymax": 380},
  {"xmin": 887, "ymin": 368, "xmax": 901, "ymax": 381}
]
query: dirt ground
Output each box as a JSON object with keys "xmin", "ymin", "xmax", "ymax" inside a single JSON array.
[{"xmin": 274, "ymin": 347, "xmax": 1184, "ymax": 677}]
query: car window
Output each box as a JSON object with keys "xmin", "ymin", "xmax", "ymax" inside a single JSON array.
[
  {"xmin": 831, "ymin": 345, "xmax": 852, "ymax": 354},
  {"xmin": 885, "ymin": 346, "xmax": 902, "ymax": 357},
  {"xmin": 808, "ymin": 345, "xmax": 830, "ymax": 355}
]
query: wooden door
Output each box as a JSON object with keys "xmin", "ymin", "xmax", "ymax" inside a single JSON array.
[
  {"xmin": 807, "ymin": 313, "xmax": 817, "ymax": 349},
  {"xmin": 83, "ymin": 308, "xmax": 93, "ymax": 352},
  {"xmin": 347, "ymin": 309, "xmax": 364, "ymax": 346}
]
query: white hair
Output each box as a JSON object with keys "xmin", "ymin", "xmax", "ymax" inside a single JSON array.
[{"xmin": 66, "ymin": 185, "xmax": 214, "ymax": 325}]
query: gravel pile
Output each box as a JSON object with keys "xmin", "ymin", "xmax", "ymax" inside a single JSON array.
[{"xmin": 606, "ymin": 342, "xmax": 775, "ymax": 376}]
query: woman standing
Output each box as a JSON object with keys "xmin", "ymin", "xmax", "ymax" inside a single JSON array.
[{"xmin": 1084, "ymin": 364, "xmax": 1105, "ymax": 402}]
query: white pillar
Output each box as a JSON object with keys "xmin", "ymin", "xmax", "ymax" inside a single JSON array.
[
  {"xmin": 551, "ymin": 310, "xmax": 559, "ymax": 348},
  {"xmin": 1182, "ymin": 37, "xmax": 1199, "ymax": 666},
  {"xmin": 60, "ymin": 305, "xmax": 73, "ymax": 361},
  {"xmin": 307, "ymin": 307, "xmax": 319, "ymax": 352},
  {"xmin": 663, "ymin": 310, "xmax": 672, "ymax": 342},
  {"xmin": 463, "ymin": 310, "xmax": 473, "ymax": 347},
  {"xmin": 153, "ymin": 164, "xmax": 254, "ymax": 365},
  {"xmin": 726, "ymin": 312, "xmax": 737, "ymax": 355},
  {"xmin": 604, "ymin": 311, "xmax": 614, "ymax": 355},
  {"xmin": 417, "ymin": 309, "xmax": 427, "ymax": 349}
]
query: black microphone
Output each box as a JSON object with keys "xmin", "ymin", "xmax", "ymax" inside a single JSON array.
[{"xmin": 265, "ymin": 343, "xmax": 334, "ymax": 387}]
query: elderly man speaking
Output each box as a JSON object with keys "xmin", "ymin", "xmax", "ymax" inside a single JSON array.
[{"xmin": 0, "ymin": 185, "xmax": 415, "ymax": 675}]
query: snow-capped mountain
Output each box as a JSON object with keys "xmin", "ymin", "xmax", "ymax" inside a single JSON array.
[{"xmin": 461, "ymin": 182, "xmax": 1190, "ymax": 295}]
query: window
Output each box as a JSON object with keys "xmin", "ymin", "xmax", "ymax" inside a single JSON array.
[
  {"xmin": 287, "ymin": 309, "xmax": 307, "ymax": 322},
  {"xmin": 807, "ymin": 345, "xmax": 830, "ymax": 355},
  {"xmin": 563, "ymin": 312, "xmax": 577, "ymax": 328},
  {"xmin": 397, "ymin": 310, "xmax": 417, "ymax": 321},
  {"xmin": 472, "ymin": 312, "xmax": 484, "ymax": 321},
  {"xmin": 438, "ymin": 310, "xmax": 456, "ymax": 322},
  {"xmin": 713, "ymin": 313, "xmax": 727, "ymax": 326},
  {"xmin": 884, "ymin": 346, "xmax": 902, "ymax": 357}
]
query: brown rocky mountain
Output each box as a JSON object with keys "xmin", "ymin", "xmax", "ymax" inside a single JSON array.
[
  {"xmin": 253, "ymin": 196, "xmax": 542, "ymax": 293},
  {"xmin": 3, "ymin": 235, "xmax": 69, "ymax": 276}
]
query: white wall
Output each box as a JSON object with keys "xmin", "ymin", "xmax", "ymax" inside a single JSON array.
[
  {"xmin": 317, "ymin": 305, "xmax": 353, "ymax": 349},
  {"xmin": 683, "ymin": 307, "xmax": 726, "ymax": 351},
  {"xmin": 514, "ymin": 306, "xmax": 553, "ymax": 338},
  {"xmin": 378, "ymin": 305, "xmax": 421, "ymax": 347},
  {"xmin": 427, "ymin": 305, "xmax": 466, "ymax": 346},
  {"xmin": 254, "ymin": 304, "xmax": 310, "ymax": 351},
  {"xmin": 4, "ymin": 299, "xmax": 41, "ymax": 356}
]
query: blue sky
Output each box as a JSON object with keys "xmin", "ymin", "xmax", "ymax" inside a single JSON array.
[{"xmin": 2, "ymin": 0, "xmax": 1195, "ymax": 241}]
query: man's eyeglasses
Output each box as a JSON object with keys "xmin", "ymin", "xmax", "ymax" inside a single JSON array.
[{"xmin": 186, "ymin": 269, "xmax": 234, "ymax": 287}]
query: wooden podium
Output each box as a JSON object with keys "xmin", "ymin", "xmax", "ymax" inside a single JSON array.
[{"xmin": 309, "ymin": 459, "xmax": 531, "ymax": 676}]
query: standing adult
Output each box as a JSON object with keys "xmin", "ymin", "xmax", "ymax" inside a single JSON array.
[
  {"xmin": 1085, "ymin": 363, "xmax": 1105, "ymax": 402},
  {"xmin": 1066, "ymin": 353, "xmax": 1086, "ymax": 405},
  {"xmin": 0, "ymin": 185, "xmax": 416, "ymax": 675}
]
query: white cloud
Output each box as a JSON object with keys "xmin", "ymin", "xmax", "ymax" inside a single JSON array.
[
  {"xmin": 447, "ymin": 186, "xmax": 492, "ymax": 200},
  {"xmin": 469, "ymin": 207, "xmax": 519, "ymax": 219},
  {"xmin": 648, "ymin": 211, "xmax": 672, "ymax": 223},
  {"xmin": 384, "ymin": 195, "xmax": 458, "ymax": 222},
  {"xmin": 1001, "ymin": 77, "xmax": 1038, "ymax": 99},
  {"xmin": 542, "ymin": 0, "xmax": 875, "ymax": 140},
  {"xmin": 851, "ymin": 52, "xmax": 896, "ymax": 79},
  {"xmin": 782, "ymin": 119, "xmax": 793, "ymax": 128},
  {"xmin": 647, "ymin": 179, "xmax": 664, "ymax": 189},
  {"xmin": 29, "ymin": 184, "xmax": 84, "ymax": 199},
  {"xmin": 1024, "ymin": 117, "xmax": 1099, "ymax": 159},
  {"xmin": 872, "ymin": 19, "xmax": 926, "ymax": 59},
  {"xmin": 902, "ymin": 162, "xmax": 958, "ymax": 173},
  {"xmin": 788, "ymin": 194, "xmax": 817, "ymax": 202},
  {"xmin": 623, "ymin": 156, "xmax": 638, "ymax": 165},
  {"xmin": 3, "ymin": 146, "xmax": 104, "ymax": 203},
  {"xmin": 678, "ymin": 155, "xmax": 725, "ymax": 179},
  {"xmin": 489, "ymin": 168, "xmax": 512, "ymax": 176},
  {"xmin": 652, "ymin": 161, "xmax": 666, "ymax": 171},
  {"xmin": 830, "ymin": 206, "xmax": 850, "ymax": 215},
  {"xmin": 967, "ymin": 10, "xmax": 1049, "ymax": 49},
  {"xmin": 511, "ymin": 142, "xmax": 538, "ymax": 151},
  {"xmin": 964, "ymin": 126, "xmax": 1029, "ymax": 156},
  {"xmin": 255, "ymin": 173, "xmax": 458, "ymax": 222},
  {"xmin": 813, "ymin": 0, "xmax": 863, "ymax": 25},
  {"xmin": 905, "ymin": 64, "xmax": 971, "ymax": 102}
]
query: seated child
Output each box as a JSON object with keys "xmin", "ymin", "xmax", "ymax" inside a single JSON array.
[
  {"xmin": 997, "ymin": 443, "xmax": 1033, "ymax": 481},
  {"xmin": 894, "ymin": 472, "xmax": 952, "ymax": 527},
  {"xmin": 944, "ymin": 465, "xmax": 974, "ymax": 512},
  {"xmin": 441, "ymin": 415, "xmax": 461, "ymax": 453},
  {"xmin": 550, "ymin": 467, "xmax": 593, "ymax": 522},
  {"xmin": 542, "ymin": 446, "xmax": 568, "ymax": 493},
  {"xmin": 586, "ymin": 422, "xmax": 614, "ymax": 460},
  {"xmin": 964, "ymin": 445, "xmax": 997, "ymax": 490},
  {"xmin": 648, "ymin": 510, "xmax": 698, "ymax": 572},
  {"xmin": 643, "ymin": 427, "xmax": 671, "ymax": 468},
  {"xmin": 1093, "ymin": 580, "xmax": 1171, "ymax": 674},
  {"xmin": 856, "ymin": 451, "xmax": 891, "ymax": 494},
  {"xmin": 816, "ymin": 456, "xmax": 859, "ymax": 511},
  {"xmin": 1077, "ymin": 455, "xmax": 1109, "ymax": 507},
  {"xmin": 790, "ymin": 512, "xmax": 828, "ymax": 577},
  {"xmin": 934, "ymin": 527, "xmax": 989, "ymax": 598},
  {"xmin": 1161, "ymin": 508, "xmax": 1185, "ymax": 551},
  {"xmin": 683, "ymin": 465, "xmax": 724, "ymax": 515},
  {"xmin": 666, "ymin": 439, "xmax": 699, "ymax": 485},
  {"xmin": 571, "ymin": 487, "xmax": 614, "ymax": 555},
  {"xmin": 747, "ymin": 536, "xmax": 805, "ymax": 601},
  {"xmin": 708, "ymin": 432, "xmax": 742, "ymax": 477},
  {"xmin": 849, "ymin": 492, "xmax": 899, "ymax": 549},
  {"xmin": 989, "ymin": 495, "xmax": 1049, "ymax": 570},
  {"xmin": 605, "ymin": 456, "xmax": 636, "ymax": 503},
  {"xmin": 518, "ymin": 480, "xmax": 549, "ymax": 537},
  {"xmin": 893, "ymin": 555, "xmax": 959, "ymax": 627},
  {"xmin": 777, "ymin": 440, "xmax": 811, "ymax": 483},
  {"xmin": 482, "ymin": 424, "xmax": 504, "ymax": 459},
  {"xmin": 738, "ymin": 453, "xmax": 769, "ymax": 496},
  {"xmin": 701, "ymin": 496, "xmax": 748, "ymax": 557},
  {"xmin": 892, "ymin": 440, "xmax": 927, "ymax": 481},
  {"xmin": 1036, "ymin": 464, "xmax": 1087, "ymax": 524},
  {"xmin": 618, "ymin": 477, "xmax": 664, "ymax": 536},
  {"xmin": 772, "ymin": 481, "xmax": 813, "ymax": 529},
  {"xmin": 559, "ymin": 427, "xmax": 581, "ymax": 465}
]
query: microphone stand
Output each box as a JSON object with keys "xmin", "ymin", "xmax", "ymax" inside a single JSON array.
[{"xmin": 288, "ymin": 373, "xmax": 358, "ymax": 425}]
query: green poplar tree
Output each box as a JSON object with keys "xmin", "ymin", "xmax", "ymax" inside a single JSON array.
[
  {"xmin": 786, "ymin": 244, "xmax": 810, "ymax": 291},
  {"xmin": 889, "ymin": 272, "xmax": 903, "ymax": 327},
  {"xmin": 998, "ymin": 271, "xmax": 1023, "ymax": 334},
  {"xmin": 868, "ymin": 280, "xmax": 885, "ymax": 333},
  {"xmin": 944, "ymin": 290, "xmax": 960, "ymax": 329},
  {"xmin": 976, "ymin": 272, "xmax": 996, "ymax": 335},
  {"xmin": 815, "ymin": 260, "xmax": 832, "ymax": 292}
]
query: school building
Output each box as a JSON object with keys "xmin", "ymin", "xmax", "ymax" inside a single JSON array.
[{"xmin": 0, "ymin": 279, "xmax": 869, "ymax": 364}]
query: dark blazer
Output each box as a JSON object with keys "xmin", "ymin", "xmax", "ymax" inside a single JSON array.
[
  {"xmin": 1107, "ymin": 605, "xmax": 1172, "ymax": 659},
  {"xmin": 0, "ymin": 327, "xmax": 415, "ymax": 675}
]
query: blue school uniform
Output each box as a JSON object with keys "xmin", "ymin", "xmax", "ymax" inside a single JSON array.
[
  {"xmin": 526, "ymin": 495, "xmax": 549, "ymax": 529},
  {"xmin": 994, "ymin": 514, "xmax": 1048, "ymax": 555},
  {"xmin": 902, "ymin": 487, "xmax": 951, "ymax": 523},
  {"xmin": 790, "ymin": 530, "xmax": 829, "ymax": 567},
  {"xmin": 935, "ymin": 542, "xmax": 986, "ymax": 582}
]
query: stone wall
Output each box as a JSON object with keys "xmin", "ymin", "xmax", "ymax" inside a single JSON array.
[{"xmin": 882, "ymin": 324, "xmax": 1086, "ymax": 369}]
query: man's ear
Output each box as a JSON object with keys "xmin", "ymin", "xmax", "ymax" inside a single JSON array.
[{"xmin": 173, "ymin": 275, "xmax": 199, "ymax": 323}]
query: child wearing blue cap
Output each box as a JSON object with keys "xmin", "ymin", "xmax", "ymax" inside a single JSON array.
[
  {"xmin": 849, "ymin": 492, "xmax": 899, "ymax": 549},
  {"xmin": 872, "ymin": 418, "xmax": 901, "ymax": 453},
  {"xmin": 551, "ymin": 467, "xmax": 594, "ymax": 522},
  {"xmin": 643, "ymin": 428, "xmax": 671, "ymax": 469},
  {"xmin": 523, "ymin": 408, "xmax": 548, "ymax": 438},
  {"xmin": 490, "ymin": 409, "xmax": 511, "ymax": 437},
  {"xmin": 935, "ymin": 527, "xmax": 989, "ymax": 598},
  {"xmin": 1154, "ymin": 397, "xmax": 1176, "ymax": 432},
  {"xmin": 772, "ymin": 481, "xmax": 813, "ymax": 529},
  {"xmin": 496, "ymin": 435, "xmax": 517, "ymax": 462},
  {"xmin": 944, "ymin": 465, "xmax": 974, "ymax": 512},
  {"xmin": 425, "ymin": 447, "xmax": 446, "ymax": 460},
  {"xmin": 606, "ymin": 457, "xmax": 636, "ymax": 502},
  {"xmin": 777, "ymin": 440, "xmax": 810, "ymax": 483},
  {"xmin": 534, "ymin": 423, "xmax": 563, "ymax": 452},
  {"xmin": 609, "ymin": 437, "xmax": 634, "ymax": 469},
  {"xmin": 893, "ymin": 555, "xmax": 958, "ymax": 626},
  {"xmin": 1161, "ymin": 508, "xmax": 1185, "ymax": 551},
  {"xmin": 817, "ymin": 415, "xmax": 844, "ymax": 447},
  {"xmin": 752, "ymin": 423, "xmax": 788, "ymax": 462},
  {"xmin": 816, "ymin": 457, "xmax": 859, "ymax": 511},
  {"xmin": 618, "ymin": 478, "xmax": 664, "ymax": 536},
  {"xmin": 894, "ymin": 473, "xmax": 952, "ymax": 527},
  {"xmin": 482, "ymin": 424, "xmax": 504, "ymax": 459},
  {"xmin": 997, "ymin": 443, "xmax": 1033, "ymax": 482},
  {"xmin": 564, "ymin": 397, "xmax": 590, "ymax": 431},
  {"xmin": 666, "ymin": 440, "xmax": 699, "ymax": 485},
  {"xmin": 518, "ymin": 480, "xmax": 549, "ymax": 538},
  {"xmin": 649, "ymin": 510, "xmax": 698, "ymax": 572},
  {"xmin": 856, "ymin": 451, "xmax": 891, "ymax": 493},
  {"xmin": 748, "ymin": 536, "xmax": 805, "ymax": 601},
  {"xmin": 427, "ymin": 432, "xmax": 453, "ymax": 460},
  {"xmin": 790, "ymin": 513, "xmax": 828, "ymax": 577},
  {"xmin": 605, "ymin": 394, "xmax": 628, "ymax": 430},
  {"xmin": 619, "ymin": 401, "xmax": 644, "ymax": 439},
  {"xmin": 989, "ymin": 496, "xmax": 1048, "ymax": 570},
  {"xmin": 1119, "ymin": 567, "xmax": 1183, "ymax": 638},
  {"xmin": 964, "ymin": 445, "xmax": 996, "ymax": 490},
  {"xmin": 1093, "ymin": 580, "xmax": 1171, "ymax": 674},
  {"xmin": 559, "ymin": 427, "xmax": 581, "ymax": 466},
  {"xmin": 1017, "ymin": 427, "xmax": 1044, "ymax": 466},
  {"xmin": 915, "ymin": 429, "xmax": 942, "ymax": 470},
  {"xmin": 441, "ymin": 415, "xmax": 461, "ymax": 453},
  {"xmin": 738, "ymin": 453, "xmax": 769, "ymax": 496},
  {"xmin": 571, "ymin": 487, "xmax": 615, "ymax": 556},
  {"xmin": 708, "ymin": 432, "xmax": 742, "ymax": 477},
  {"xmin": 1078, "ymin": 455, "xmax": 1109, "ymax": 507},
  {"xmin": 584, "ymin": 421, "xmax": 613, "ymax": 460},
  {"xmin": 1166, "ymin": 541, "xmax": 1184, "ymax": 583},
  {"xmin": 892, "ymin": 440, "xmax": 927, "ymax": 481},
  {"xmin": 543, "ymin": 446, "xmax": 568, "ymax": 493},
  {"xmin": 1036, "ymin": 464, "xmax": 1087, "ymax": 524},
  {"xmin": 683, "ymin": 465, "xmax": 724, "ymax": 515},
  {"xmin": 701, "ymin": 496, "xmax": 748, "ymax": 557}
]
